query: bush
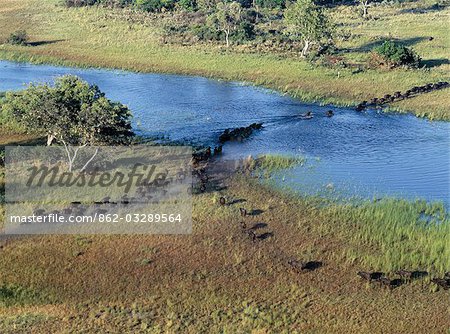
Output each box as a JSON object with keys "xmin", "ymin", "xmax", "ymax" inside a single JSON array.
[
  {"xmin": 178, "ymin": 0, "xmax": 197, "ymax": 10},
  {"xmin": 235, "ymin": 0, "xmax": 253, "ymax": 8},
  {"xmin": 6, "ymin": 30, "xmax": 28, "ymax": 46},
  {"xmin": 191, "ymin": 24, "xmax": 222, "ymax": 41},
  {"xmin": 371, "ymin": 40, "xmax": 421, "ymax": 68},
  {"xmin": 255, "ymin": 0, "xmax": 285, "ymax": 9},
  {"xmin": 135, "ymin": 0, "xmax": 176, "ymax": 12},
  {"xmin": 232, "ymin": 21, "xmax": 256, "ymax": 43}
]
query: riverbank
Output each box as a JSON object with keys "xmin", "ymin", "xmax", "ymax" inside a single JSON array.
[{"xmin": 1, "ymin": 0, "xmax": 449, "ymax": 120}]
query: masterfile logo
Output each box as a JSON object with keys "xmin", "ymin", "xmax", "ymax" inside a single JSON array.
[{"xmin": 4, "ymin": 145, "xmax": 192, "ymax": 235}]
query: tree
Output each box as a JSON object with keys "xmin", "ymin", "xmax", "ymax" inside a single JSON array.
[
  {"xmin": 208, "ymin": 1, "xmax": 243, "ymax": 47},
  {"xmin": 283, "ymin": 0, "xmax": 332, "ymax": 57},
  {"xmin": 2, "ymin": 75, "xmax": 134, "ymax": 171},
  {"xmin": 358, "ymin": 0, "xmax": 370, "ymax": 19}
]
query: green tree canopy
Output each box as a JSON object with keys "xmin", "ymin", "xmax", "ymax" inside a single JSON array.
[
  {"xmin": 283, "ymin": 0, "xmax": 332, "ymax": 57},
  {"xmin": 208, "ymin": 1, "xmax": 243, "ymax": 47},
  {"xmin": 2, "ymin": 75, "xmax": 134, "ymax": 147}
]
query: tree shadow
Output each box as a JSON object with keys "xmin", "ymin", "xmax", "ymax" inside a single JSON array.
[
  {"xmin": 398, "ymin": 3, "xmax": 448, "ymax": 14},
  {"xmin": 256, "ymin": 232, "xmax": 273, "ymax": 240},
  {"xmin": 0, "ymin": 137, "xmax": 46, "ymax": 147},
  {"xmin": 316, "ymin": 0, "xmax": 384, "ymax": 9},
  {"xmin": 422, "ymin": 58, "xmax": 450, "ymax": 68},
  {"xmin": 228, "ymin": 198, "xmax": 247, "ymax": 205},
  {"xmin": 28, "ymin": 39, "xmax": 65, "ymax": 47},
  {"xmin": 250, "ymin": 222, "xmax": 267, "ymax": 230},
  {"xmin": 348, "ymin": 37, "xmax": 428, "ymax": 53}
]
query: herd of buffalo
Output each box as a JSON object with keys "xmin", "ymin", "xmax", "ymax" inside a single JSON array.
[
  {"xmin": 357, "ymin": 270, "xmax": 450, "ymax": 290},
  {"xmin": 355, "ymin": 81, "xmax": 449, "ymax": 111}
]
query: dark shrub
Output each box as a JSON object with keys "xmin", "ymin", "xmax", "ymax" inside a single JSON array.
[
  {"xmin": 179, "ymin": 0, "xmax": 197, "ymax": 10},
  {"xmin": 6, "ymin": 30, "xmax": 28, "ymax": 45},
  {"xmin": 370, "ymin": 40, "xmax": 421, "ymax": 68},
  {"xmin": 135, "ymin": 0, "xmax": 176, "ymax": 12},
  {"xmin": 232, "ymin": 21, "xmax": 256, "ymax": 43},
  {"xmin": 191, "ymin": 24, "xmax": 222, "ymax": 41},
  {"xmin": 255, "ymin": 0, "xmax": 285, "ymax": 9},
  {"xmin": 235, "ymin": 0, "xmax": 253, "ymax": 8}
]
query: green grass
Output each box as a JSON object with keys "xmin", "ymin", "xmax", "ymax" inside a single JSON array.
[
  {"xmin": 325, "ymin": 198, "xmax": 450, "ymax": 274},
  {"xmin": 0, "ymin": 0, "xmax": 449, "ymax": 120},
  {"xmin": 0, "ymin": 284, "xmax": 52, "ymax": 307},
  {"xmin": 256, "ymin": 154, "xmax": 306, "ymax": 174},
  {"xmin": 0, "ymin": 175, "xmax": 447, "ymax": 332},
  {"xmin": 0, "ymin": 168, "xmax": 448, "ymax": 332}
]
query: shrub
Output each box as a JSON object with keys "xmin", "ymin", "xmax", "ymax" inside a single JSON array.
[
  {"xmin": 255, "ymin": 0, "xmax": 285, "ymax": 9},
  {"xmin": 6, "ymin": 30, "xmax": 28, "ymax": 46},
  {"xmin": 232, "ymin": 21, "xmax": 256, "ymax": 43},
  {"xmin": 191, "ymin": 24, "xmax": 222, "ymax": 41},
  {"xmin": 370, "ymin": 40, "xmax": 421, "ymax": 68},
  {"xmin": 235, "ymin": 0, "xmax": 253, "ymax": 8},
  {"xmin": 178, "ymin": 0, "xmax": 197, "ymax": 10},
  {"xmin": 135, "ymin": 0, "xmax": 176, "ymax": 12}
]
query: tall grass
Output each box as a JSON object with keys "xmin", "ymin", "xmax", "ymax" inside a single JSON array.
[
  {"xmin": 0, "ymin": 284, "xmax": 52, "ymax": 307},
  {"xmin": 326, "ymin": 198, "xmax": 449, "ymax": 273},
  {"xmin": 256, "ymin": 154, "xmax": 306, "ymax": 174}
]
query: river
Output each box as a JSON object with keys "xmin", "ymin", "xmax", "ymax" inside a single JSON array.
[{"xmin": 1, "ymin": 60, "xmax": 449, "ymax": 205}]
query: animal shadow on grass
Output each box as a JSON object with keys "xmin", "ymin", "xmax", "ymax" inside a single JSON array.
[
  {"xmin": 301, "ymin": 261, "xmax": 323, "ymax": 271},
  {"xmin": 228, "ymin": 198, "xmax": 247, "ymax": 205},
  {"xmin": 376, "ymin": 276, "xmax": 404, "ymax": 290},
  {"xmin": 250, "ymin": 222, "xmax": 267, "ymax": 230},
  {"xmin": 256, "ymin": 232, "xmax": 273, "ymax": 240},
  {"xmin": 288, "ymin": 260, "xmax": 323, "ymax": 273},
  {"xmin": 249, "ymin": 209, "xmax": 264, "ymax": 216}
]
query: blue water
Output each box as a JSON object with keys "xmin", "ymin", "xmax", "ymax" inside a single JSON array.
[{"xmin": 1, "ymin": 60, "xmax": 449, "ymax": 205}]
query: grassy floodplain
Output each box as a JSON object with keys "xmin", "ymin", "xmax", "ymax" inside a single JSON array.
[
  {"xmin": 0, "ymin": 0, "xmax": 449, "ymax": 120},
  {"xmin": 0, "ymin": 131, "xmax": 450, "ymax": 332}
]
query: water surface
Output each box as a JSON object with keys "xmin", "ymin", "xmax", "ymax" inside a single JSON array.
[{"xmin": 1, "ymin": 60, "xmax": 449, "ymax": 205}]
